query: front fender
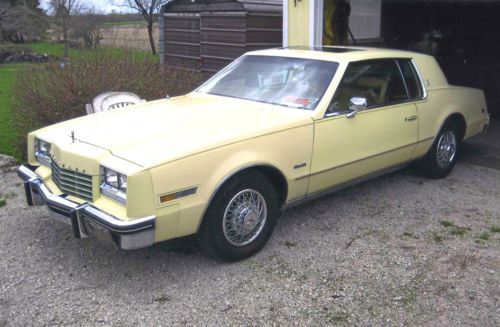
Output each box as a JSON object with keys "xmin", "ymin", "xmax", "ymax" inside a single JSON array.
[{"xmin": 149, "ymin": 124, "xmax": 313, "ymax": 239}]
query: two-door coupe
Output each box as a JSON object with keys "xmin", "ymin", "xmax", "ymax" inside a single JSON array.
[{"xmin": 17, "ymin": 47, "xmax": 489, "ymax": 261}]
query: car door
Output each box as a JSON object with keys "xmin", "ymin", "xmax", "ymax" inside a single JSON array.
[{"xmin": 307, "ymin": 59, "xmax": 419, "ymax": 194}]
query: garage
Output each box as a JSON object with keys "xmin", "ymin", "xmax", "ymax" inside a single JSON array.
[{"xmin": 284, "ymin": 0, "xmax": 500, "ymax": 118}]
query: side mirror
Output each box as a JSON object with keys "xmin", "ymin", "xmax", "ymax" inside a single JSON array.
[
  {"xmin": 347, "ymin": 97, "xmax": 367, "ymax": 118},
  {"xmin": 349, "ymin": 96, "xmax": 367, "ymax": 109}
]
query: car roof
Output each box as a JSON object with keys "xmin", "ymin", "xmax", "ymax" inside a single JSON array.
[{"xmin": 247, "ymin": 46, "xmax": 432, "ymax": 64}]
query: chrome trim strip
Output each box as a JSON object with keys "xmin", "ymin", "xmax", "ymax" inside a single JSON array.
[
  {"xmin": 296, "ymin": 137, "xmax": 434, "ymax": 181},
  {"xmin": 99, "ymin": 166, "xmax": 127, "ymax": 204},
  {"xmin": 395, "ymin": 59, "xmax": 410, "ymax": 98},
  {"xmin": 39, "ymin": 183, "xmax": 80, "ymax": 209},
  {"xmin": 34, "ymin": 138, "xmax": 52, "ymax": 166},
  {"xmin": 284, "ymin": 163, "xmax": 407, "ymax": 210},
  {"xmin": 35, "ymin": 151, "xmax": 51, "ymax": 166},
  {"xmin": 100, "ymin": 184, "xmax": 127, "ymax": 205},
  {"xmin": 18, "ymin": 164, "xmax": 38, "ymax": 180},
  {"xmin": 82, "ymin": 206, "xmax": 155, "ymax": 231},
  {"xmin": 411, "ymin": 58, "xmax": 428, "ymax": 100}
]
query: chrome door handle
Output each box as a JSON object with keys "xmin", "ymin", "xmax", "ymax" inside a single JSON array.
[{"xmin": 405, "ymin": 115, "xmax": 417, "ymax": 122}]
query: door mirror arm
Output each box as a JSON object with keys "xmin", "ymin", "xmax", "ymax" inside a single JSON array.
[
  {"xmin": 346, "ymin": 108, "xmax": 358, "ymax": 119},
  {"xmin": 346, "ymin": 97, "xmax": 367, "ymax": 119}
]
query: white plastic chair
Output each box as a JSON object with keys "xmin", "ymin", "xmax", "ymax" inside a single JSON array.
[{"xmin": 85, "ymin": 92, "xmax": 145, "ymax": 115}]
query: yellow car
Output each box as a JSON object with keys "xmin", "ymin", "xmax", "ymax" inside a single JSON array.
[{"xmin": 17, "ymin": 47, "xmax": 489, "ymax": 261}]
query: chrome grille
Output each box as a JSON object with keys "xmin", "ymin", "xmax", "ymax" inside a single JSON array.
[{"xmin": 51, "ymin": 160, "xmax": 93, "ymax": 202}]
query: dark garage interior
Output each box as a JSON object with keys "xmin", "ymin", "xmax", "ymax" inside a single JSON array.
[{"xmin": 382, "ymin": 0, "xmax": 500, "ymax": 118}]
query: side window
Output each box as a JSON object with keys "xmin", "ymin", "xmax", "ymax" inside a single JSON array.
[
  {"xmin": 397, "ymin": 59, "xmax": 424, "ymax": 99},
  {"xmin": 327, "ymin": 59, "xmax": 409, "ymax": 114}
]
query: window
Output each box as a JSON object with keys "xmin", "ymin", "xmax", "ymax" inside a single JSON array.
[
  {"xmin": 198, "ymin": 55, "xmax": 339, "ymax": 110},
  {"xmin": 397, "ymin": 59, "xmax": 424, "ymax": 99},
  {"xmin": 328, "ymin": 59, "xmax": 409, "ymax": 114}
]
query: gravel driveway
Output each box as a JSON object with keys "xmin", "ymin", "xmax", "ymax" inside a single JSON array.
[{"xmin": 1, "ymin": 136, "xmax": 499, "ymax": 326}]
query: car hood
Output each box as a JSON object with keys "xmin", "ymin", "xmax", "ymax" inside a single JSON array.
[{"xmin": 37, "ymin": 93, "xmax": 313, "ymax": 168}]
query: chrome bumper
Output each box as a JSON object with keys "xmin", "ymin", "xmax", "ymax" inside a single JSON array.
[{"xmin": 17, "ymin": 164, "xmax": 156, "ymax": 250}]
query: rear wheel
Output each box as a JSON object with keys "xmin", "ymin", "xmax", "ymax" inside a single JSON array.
[
  {"xmin": 198, "ymin": 172, "xmax": 279, "ymax": 261},
  {"xmin": 416, "ymin": 123, "xmax": 460, "ymax": 178}
]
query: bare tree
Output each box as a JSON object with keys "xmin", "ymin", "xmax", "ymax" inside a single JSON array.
[
  {"xmin": 112, "ymin": 0, "xmax": 169, "ymax": 55},
  {"xmin": 49, "ymin": 0, "xmax": 84, "ymax": 56},
  {"xmin": 70, "ymin": 8, "xmax": 103, "ymax": 49},
  {"xmin": 0, "ymin": 0, "xmax": 48, "ymax": 43}
]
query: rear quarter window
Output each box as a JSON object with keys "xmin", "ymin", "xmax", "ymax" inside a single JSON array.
[{"xmin": 397, "ymin": 59, "xmax": 424, "ymax": 99}]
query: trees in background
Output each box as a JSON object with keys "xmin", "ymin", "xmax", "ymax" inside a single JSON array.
[
  {"xmin": 112, "ymin": 0, "xmax": 169, "ymax": 55},
  {"xmin": 70, "ymin": 9, "xmax": 103, "ymax": 49},
  {"xmin": 0, "ymin": 0, "xmax": 48, "ymax": 43},
  {"xmin": 49, "ymin": 0, "xmax": 84, "ymax": 56}
]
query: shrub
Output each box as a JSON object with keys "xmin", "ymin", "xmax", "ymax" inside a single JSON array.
[
  {"xmin": 0, "ymin": 44, "xmax": 33, "ymax": 63},
  {"xmin": 12, "ymin": 51, "xmax": 201, "ymax": 159}
]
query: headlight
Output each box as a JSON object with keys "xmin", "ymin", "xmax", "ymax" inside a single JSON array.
[
  {"xmin": 100, "ymin": 166, "xmax": 127, "ymax": 204},
  {"xmin": 35, "ymin": 138, "xmax": 51, "ymax": 166}
]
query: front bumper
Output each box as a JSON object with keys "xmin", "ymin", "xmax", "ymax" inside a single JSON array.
[{"xmin": 17, "ymin": 164, "xmax": 156, "ymax": 250}]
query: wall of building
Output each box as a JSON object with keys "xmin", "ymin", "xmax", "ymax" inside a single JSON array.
[
  {"xmin": 160, "ymin": 1, "xmax": 282, "ymax": 75},
  {"xmin": 286, "ymin": 0, "xmax": 310, "ymax": 46}
]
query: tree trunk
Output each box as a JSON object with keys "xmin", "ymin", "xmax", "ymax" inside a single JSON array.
[
  {"xmin": 62, "ymin": 16, "xmax": 69, "ymax": 57},
  {"xmin": 147, "ymin": 21, "xmax": 156, "ymax": 55}
]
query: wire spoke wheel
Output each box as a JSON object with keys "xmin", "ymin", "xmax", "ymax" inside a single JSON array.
[
  {"xmin": 436, "ymin": 130, "xmax": 457, "ymax": 169},
  {"xmin": 222, "ymin": 189, "xmax": 268, "ymax": 247}
]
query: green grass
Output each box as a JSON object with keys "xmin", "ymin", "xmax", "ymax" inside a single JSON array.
[
  {"xmin": 440, "ymin": 220, "xmax": 454, "ymax": 227},
  {"xmin": 478, "ymin": 232, "xmax": 490, "ymax": 241},
  {"xmin": 100, "ymin": 21, "xmax": 146, "ymax": 28},
  {"xmin": 26, "ymin": 42, "xmax": 67, "ymax": 56},
  {"xmin": 0, "ymin": 42, "xmax": 156, "ymax": 157},
  {"xmin": 153, "ymin": 295, "xmax": 170, "ymax": 304},
  {"xmin": 433, "ymin": 232, "xmax": 443, "ymax": 243},
  {"xmin": 450, "ymin": 228, "xmax": 467, "ymax": 236},
  {"xmin": 26, "ymin": 42, "xmax": 156, "ymax": 60},
  {"xmin": 0, "ymin": 63, "xmax": 24, "ymax": 156}
]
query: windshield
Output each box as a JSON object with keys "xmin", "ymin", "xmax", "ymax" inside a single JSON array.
[{"xmin": 197, "ymin": 55, "xmax": 339, "ymax": 110}]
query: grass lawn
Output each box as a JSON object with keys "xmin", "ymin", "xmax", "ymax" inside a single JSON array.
[
  {"xmin": 27, "ymin": 42, "xmax": 156, "ymax": 60},
  {"xmin": 100, "ymin": 21, "xmax": 146, "ymax": 28},
  {"xmin": 0, "ymin": 63, "xmax": 24, "ymax": 157},
  {"xmin": 0, "ymin": 42, "xmax": 156, "ymax": 157}
]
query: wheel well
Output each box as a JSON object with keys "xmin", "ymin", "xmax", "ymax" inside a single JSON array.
[
  {"xmin": 444, "ymin": 113, "xmax": 466, "ymax": 141},
  {"xmin": 222, "ymin": 165, "xmax": 288, "ymax": 206}
]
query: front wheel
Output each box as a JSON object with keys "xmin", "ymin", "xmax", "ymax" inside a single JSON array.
[
  {"xmin": 416, "ymin": 123, "xmax": 460, "ymax": 178},
  {"xmin": 198, "ymin": 172, "xmax": 279, "ymax": 261}
]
